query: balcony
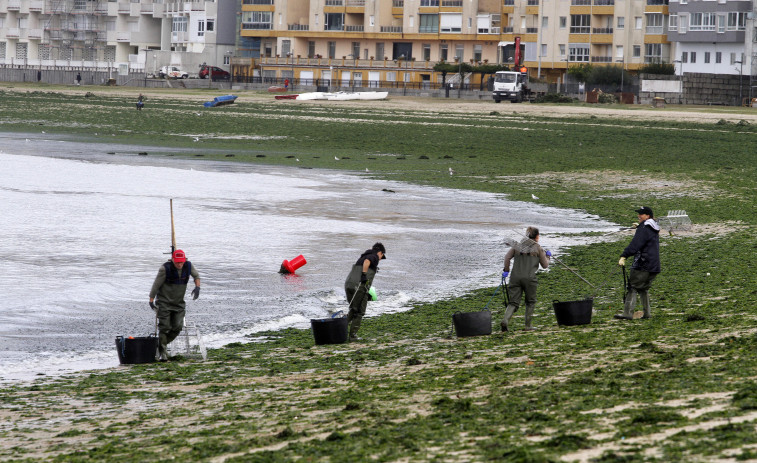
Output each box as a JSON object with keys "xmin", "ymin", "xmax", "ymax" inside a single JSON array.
[
  {"xmin": 345, "ymin": 25, "xmax": 365, "ymax": 32},
  {"xmin": 30, "ymin": 0, "xmax": 44, "ymax": 12},
  {"xmin": 7, "ymin": 0, "xmax": 20, "ymax": 10},
  {"xmin": 116, "ymin": 31, "xmax": 131, "ymax": 42},
  {"xmin": 380, "ymin": 26, "xmax": 403, "ymax": 33},
  {"xmin": 6, "ymin": 28, "xmax": 20, "ymax": 38},
  {"xmin": 571, "ymin": 0, "xmax": 591, "ymax": 4},
  {"xmin": 242, "ymin": 23, "xmax": 273, "ymax": 30},
  {"xmin": 502, "ymin": 26, "xmax": 513, "ymax": 32},
  {"xmin": 141, "ymin": 3, "xmax": 153, "ymax": 13},
  {"xmin": 442, "ymin": 0, "xmax": 463, "ymax": 6},
  {"xmin": 592, "ymin": 27, "xmax": 613, "ymax": 34},
  {"xmin": 242, "ymin": 0, "xmax": 274, "ymax": 3},
  {"xmin": 646, "ymin": 26, "xmax": 664, "ymax": 34},
  {"xmin": 325, "ymin": 0, "xmax": 343, "ymax": 5},
  {"xmin": 118, "ymin": 2, "xmax": 130, "ymax": 14},
  {"xmin": 590, "ymin": 56, "xmax": 613, "ymax": 62},
  {"xmin": 347, "ymin": 0, "xmax": 366, "ymax": 5},
  {"xmin": 526, "ymin": 27, "xmax": 538, "ymax": 33},
  {"xmin": 527, "ymin": 0, "xmax": 539, "ymax": 5},
  {"xmin": 594, "ymin": 0, "xmax": 614, "ymax": 4},
  {"xmin": 288, "ymin": 24, "xmax": 310, "ymax": 31},
  {"xmin": 28, "ymin": 28, "xmax": 43, "ymax": 39}
]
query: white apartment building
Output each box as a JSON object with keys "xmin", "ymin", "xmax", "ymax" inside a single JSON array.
[{"xmin": 0, "ymin": 0, "xmax": 236, "ymax": 73}]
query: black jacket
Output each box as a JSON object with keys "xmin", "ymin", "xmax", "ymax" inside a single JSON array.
[{"xmin": 621, "ymin": 219, "xmax": 661, "ymax": 273}]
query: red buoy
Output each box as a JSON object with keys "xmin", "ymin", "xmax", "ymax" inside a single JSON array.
[{"xmin": 280, "ymin": 254, "xmax": 307, "ymax": 274}]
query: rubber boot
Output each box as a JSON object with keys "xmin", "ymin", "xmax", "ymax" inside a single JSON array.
[
  {"xmin": 348, "ymin": 316, "xmax": 362, "ymax": 341},
  {"xmin": 157, "ymin": 334, "xmax": 169, "ymax": 362},
  {"xmin": 639, "ymin": 291, "xmax": 651, "ymax": 319},
  {"xmin": 615, "ymin": 289, "xmax": 636, "ymax": 320},
  {"xmin": 523, "ymin": 304, "xmax": 535, "ymax": 331},
  {"xmin": 501, "ymin": 304, "xmax": 517, "ymax": 332}
]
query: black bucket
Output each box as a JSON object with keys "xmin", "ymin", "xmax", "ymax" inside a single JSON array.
[
  {"xmin": 115, "ymin": 335, "xmax": 158, "ymax": 364},
  {"xmin": 452, "ymin": 310, "xmax": 492, "ymax": 337},
  {"xmin": 553, "ymin": 299, "xmax": 593, "ymax": 326},
  {"xmin": 311, "ymin": 317, "xmax": 348, "ymax": 345}
]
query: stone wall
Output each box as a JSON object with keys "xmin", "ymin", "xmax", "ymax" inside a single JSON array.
[{"xmin": 639, "ymin": 72, "xmax": 750, "ymax": 106}]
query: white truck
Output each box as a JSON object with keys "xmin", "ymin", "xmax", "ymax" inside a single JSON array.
[
  {"xmin": 492, "ymin": 70, "xmax": 530, "ymax": 103},
  {"xmin": 158, "ymin": 66, "xmax": 189, "ymax": 79}
]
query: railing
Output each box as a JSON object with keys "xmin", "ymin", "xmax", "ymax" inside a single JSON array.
[
  {"xmin": 442, "ymin": 0, "xmax": 463, "ymax": 6},
  {"xmin": 392, "ymin": 0, "xmax": 404, "ymax": 6},
  {"xmin": 646, "ymin": 26, "xmax": 664, "ymax": 34},
  {"xmin": 116, "ymin": 31, "xmax": 131, "ymax": 42},
  {"xmin": 29, "ymin": 0, "xmax": 44, "ymax": 11},
  {"xmin": 325, "ymin": 0, "xmax": 343, "ymax": 5},
  {"xmin": 345, "ymin": 25, "xmax": 364, "ymax": 32},
  {"xmin": 646, "ymin": 0, "xmax": 667, "ymax": 4},
  {"xmin": 6, "ymin": 28, "xmax": 20, "ymax": 38},
  {"xmin": 28, "ymin": 28, "xmax": 44, "ymax": 39},
  {"xmin": 141, "ymin": 3, "xmax": 154, "ymax": 12},
  {"xmin": 527, "ymin": 0, "xmax": 539, "ymax": 5},
  {"xmin": 526, "ymin": 27, "xmax": 538, "ymax": 33},
  {"xmin": 594, "ymin": 0, "xmax": 615, "ymax": 5},
  {"xmin": 242, "ymin": 0, "xmax": 274, "ymax": 3},
  {"xmin": 591, "ymin": 56, "xmax": 613, "ymax": 62},
  {"xmin": 571, "ymin": 0, "xmax": 592, "ymax": 5},
  {"xmin": 570, "ymin": 26, "xmax": 591, "ymax": 33},
  {"xmin": 504, "ymin": 0, "xmax": 515, "ymax": 5},
  {"xmin": 347, "ymin": 0, "xmax": 366, "ymax": 5},
  {"xmin": 502, "ymin": 26, "xmax": 513, "ymax": 32},
  {"xmin": 592, "ymin": 27, "xmax": 613, "ymax": 34},
  {"xmin": 242, "ymin": 23, "xmax": 273, "ymax": 30},
  {"xmin": 380, "ymin": 26, "xmax": 403, "ymax": 33},
  {"xmin": 419, "ymin": 26, "xmax": 439, "ymax": 33},
  {"xmin": 288, "ymin": 24, "xmax": 310, "ymax": 31},
  {"xmin": 118, "ymin": 3, "xmax": 130, "ymax": 13}
]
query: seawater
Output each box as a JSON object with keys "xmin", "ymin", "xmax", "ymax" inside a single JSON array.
[{"xmin": 0, "ymin": 133, "xmax": 617, "ymax": 382}]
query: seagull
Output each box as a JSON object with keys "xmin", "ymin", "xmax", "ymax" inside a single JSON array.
[
  {"xmin": 334, "ymin": 156, "xmax": 340, "ymax": 161},
  {"xmin": 193, "ymin": 137, "xmax": 200, "ymax": 142},
  {"xmin": 449, "ymin": 167, "xmax": 455, "ymax": 176},
  {"xmin": 531, "ymin": 194, "xmax": 539, "ymax": 200},
  {"xmin": 25, "ymin": 138, "xmax": 30, "ymax": 142},
  {"xmin": 195, "ymin": 112, "xmax": 202, "ymax": 116},
  {"xmin": 41, "ymin": 131, "xmax": 45, "ymax": 134},
  {"xmin": 365, "ymin": 168, "xmax": 369, "ymax": 172},
  {"xmin": 295, "ymin": 158, "xmax": 300, "ymax": 162}
]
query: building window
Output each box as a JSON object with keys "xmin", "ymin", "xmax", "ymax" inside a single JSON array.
[
  {"xmin": 420, "ymin": 0, "xmax": 439, "ymax": 5},
  {"xmin": 690, "ymin": 12, "xmax": 716, "ymax": 32},
  {"xmin": 15, "ymin": 42, "xmax": 27, "ymax": 60},
  {"xmin": 419, "ymin": 14, "xmax": 439, "ymax": 33},
  {"xmin": 570, "ymin": 15, "xmax": 590, "ymax": 34},
  {"xmin": 644, "ymin": 43, "xmax": 662, "ymax": 63},
  {"xmin": 727, "ymin": 12, "xmax": 746, "ymax": 31},
  {"xmin": 616, "ymin": 45, "xmax": 623, "ymax": 59},
  {"xmin": 681, "ymin": 51, "xmax": 688, "ymax": 63},
  {"xmin": 386, "ymin": 71, "xmax": 396, "ymax": 81},
  {"xmin": 717, "ymin": 14, "xmax": 725, "ymax": 33},
  {"xmin": 690, "ymin": 51, "xmax": 696, "ymax": 63},
  {"xmin": 376, "ymin": 42, "xmax": 384, "ymax": 60},
  {"xmin": 635, "ymin": 17, "xmax": 642, "ymax": 30},
  {"xmin": 540, "ymin": 43, "xmax": 547, "ymax": 57},
  {"xmin": 0, "ymin": 42, "xmax": 6, "ymax": 60},
  {"xmin": 423, "ymin": 44, "xmax": 431, "ymax": 61},
  {"xmin": 352, "ymin": 42, "xmax": 360, "ymax": 58},
  {"xmin": 715, "ymin": 51, "xmax": 721, "ymax": 64},
  {"xmin": 241, "ymin": 12, "xmax": 271, "ymax": 30},
  {"xmin": 646, "ymin": 13, "xmax": 663, "ymax": 34},
  {"xmin": 617, "ymin": 16, "xmax": 624, "ymax": 29},
  {"xmin": 668, "ymin": 15, "xmax": 677, "ymax": 31},
  {"xmin": 679, "ymin": 14, "xmax": 688, "ymax": 33},
  {"xmin": 542, "ymin": 16, "xmax": 548, "ymax": 29},
  {"xmin": 559, "ymin": 44, "xmax": 565, "ymax": 57},
  {"xmin": 633, "ymin": 45, "xmax": 641, "ymax": 58},
  {"xmin": 559, "ymin": 17, "xmax": 566, "ymax": 29},
  {"xmin": 198, "ymin": 20, "xmax": 205, "ymax": 37},
  {"xmin": 440, "ymin": 13, "xmax": 462, "ymax": 33},
  {"xmin": 325, "ymin": 13, "xmax": 344, "ymax": 31},
  {"xmin": 474, "ymin": 44, "xmax": 482, "ymax": 61},
  {"xmin": 455, "ymin": 44, "xmax": 464, "ymax": 61},
  {"xmin": 730, "ymin": 52, "xmax": 736, "ymax": 65},
  {"xmin": 39, "ymin": 44, "xmax": 51, "ymax": 60},
  {"xmin": 370, "ymin": 15, "xmax": 374, "ymax": 27},
  {"xmin": 308, "ymin": 41, "xmax": 315, "ymax": 58},
  {"xmin": 172, "ymin": 17, "xmax": 188, "ymax": 32},
  {"xmin": 223, "ymin": 55, "xmax": 230, "ymax": 65},
  {"xmin": 704, "ymin": 52, "xmax": 710, "ymax": 63},
  {"xmin": 568, "ymin": 44, "xmax": 590, "ymax": 62},
  {"xmin": 440, "ymin": 43, "xmax": 448, "ymax": 61},
  {"xmin": 207, "ymin": 20, "xmax": 214, "ymax": 32},
  {"xmin": 328, "ymin": 41, "xmax": 336, "ymax": 59},
  {"xmin": 282, "ymin": 40, "xmax": 291, "ymax": 56}
]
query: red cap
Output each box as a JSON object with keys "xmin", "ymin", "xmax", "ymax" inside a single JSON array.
[{"xmin": 172, "ymin": 250, "xmax": 186, "ymax": 263}]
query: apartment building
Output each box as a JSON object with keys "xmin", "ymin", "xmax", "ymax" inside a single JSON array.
[
  {"xmin": 668, "ymin": 0, "xmax": 754, "ymax": 75},
  {"xmin": 242, "ymin": 0, "xmax": 680, "ymax": 87},
  {"xmin": 0, "ymin": 0, "xmax": 235, "ymax": 73}
]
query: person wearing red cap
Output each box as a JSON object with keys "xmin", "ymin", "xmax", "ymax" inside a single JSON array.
[{"xmin": 149, "ymin": 249, "xmax": 200, "ymax": 361}]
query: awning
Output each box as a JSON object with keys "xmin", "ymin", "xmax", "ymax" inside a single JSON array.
[{"xmin": 498, "ymin": 41, "xmax": 514, "ymax": 47}]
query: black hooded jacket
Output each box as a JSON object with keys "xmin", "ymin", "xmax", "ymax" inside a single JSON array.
[{"xmin": 621, "ymin": 219, "xmax": 661, "ymax": 273}]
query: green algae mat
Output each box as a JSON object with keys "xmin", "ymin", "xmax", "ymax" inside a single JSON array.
[{"xmin": 1, "ymin": 89, "xmax": 756, "ymax": 462}]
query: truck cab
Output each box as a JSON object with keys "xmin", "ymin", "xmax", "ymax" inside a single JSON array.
[{"xmin": 492, "ymin": 71, "xmax": 529, "ymax": 103}]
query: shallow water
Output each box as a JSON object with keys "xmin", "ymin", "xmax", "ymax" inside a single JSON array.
[{"xmin": 0, "ymin": 132, "xmax": 617, "ymax": 382}]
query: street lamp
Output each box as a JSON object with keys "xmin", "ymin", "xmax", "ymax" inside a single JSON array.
[
  {"xmin": 673, "ymin": 59, "xmax": 683, "ymax": 104},
  {"xmin": 735, "ymin": 60, "xmax": 743, "ymax": 106}
]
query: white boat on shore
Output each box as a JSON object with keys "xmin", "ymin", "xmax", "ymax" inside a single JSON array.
[{"xmin": 294, "ymin": 91, "xmax": 388, "ymax": 101}]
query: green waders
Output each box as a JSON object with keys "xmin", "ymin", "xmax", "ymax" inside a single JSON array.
[
  {"xmin": 502, "ymin": 275, "xmax": 537, "ymax": 331},
  {"xmin": 344, "ymin": 265, "xmax": 376, "ymax": 340},
  {"xmin": 157, "ymin": 305, "xmax": 185, "ymax": 359},
  {"xmin": 622, "ymin": 269, "xmax": 658, "ymax": 319}
]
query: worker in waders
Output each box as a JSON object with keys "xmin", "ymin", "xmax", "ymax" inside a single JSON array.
[
  {"xmin": 344, "ymin": 242, "xmax": 386, "ymax": 341},
  {"xmin": 501, "ymin": 227, "xmax": 551, "ymax": 332},
  {"xmin": 149, "ymin": 250, "xmax": 200, "ymax": 361},
  {"xmin": 615, "ymin": 206, "xmax": 660, "ymax": 320}
]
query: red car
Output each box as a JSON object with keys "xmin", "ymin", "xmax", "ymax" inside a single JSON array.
[{"xmin": 199, "ymin": 65, "xmax": 231, "ymax": 80}]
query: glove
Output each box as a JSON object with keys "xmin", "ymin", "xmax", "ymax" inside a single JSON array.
[
  {"xmin": 149, "ymin": 301, "xmax": 157, "ymax": 313},
  {"xmin": 360, "ymin": 273, "xmax": 368, "ymax": 284},
  {"xmin": 191, "ymin": 287, "xmax": 200, "ymax": 300},
  {"xmin": 545, "ymin": 250, "xmax": 552, "ymax": 257},
  {"xmin": 502, "ymin": 271, "xmax": 509, "ymax": 278},
  {"xmin": 631, "ymin": 222, "xmax": 639, "ymax": 229},
  {"xmin": 618, "ymin": 257, "xmax": 626, "ymax": 267}
]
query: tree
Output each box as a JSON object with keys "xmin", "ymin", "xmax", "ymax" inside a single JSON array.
[
  {"xmin": 433, "ymin": 61, "xmax": 474, "ymax": 89},
  {"xmin": 567, "ymin": 63, "xmax": 593, "ymax": 83},
  {"xmin": 473, "ymin": 63, "xmax": 509, "ymax": 91}
]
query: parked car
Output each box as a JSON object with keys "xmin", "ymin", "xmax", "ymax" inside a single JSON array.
[
  {"xmin": 199, "ymin": 65, "xmax": 231, "ymax": 80},
  {"xmin": 158, "ymin": 66, "xmax": 189, "ymax": 79}
]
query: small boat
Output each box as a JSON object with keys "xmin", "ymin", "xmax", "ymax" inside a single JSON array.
[
  {"xmin": 275, "ymin": 94, "xmax": 298, "ymax": 100},
  {"xmin": 296, "ymin": 92, "xmax": 330, "ymax": 100},
  {"xmin": 326, "ymin": 91, "xmax": 388, "ymax": 101},
  {"xmin": 203, "ymin": 95, "xmax": 238, "ymax": 107}
]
